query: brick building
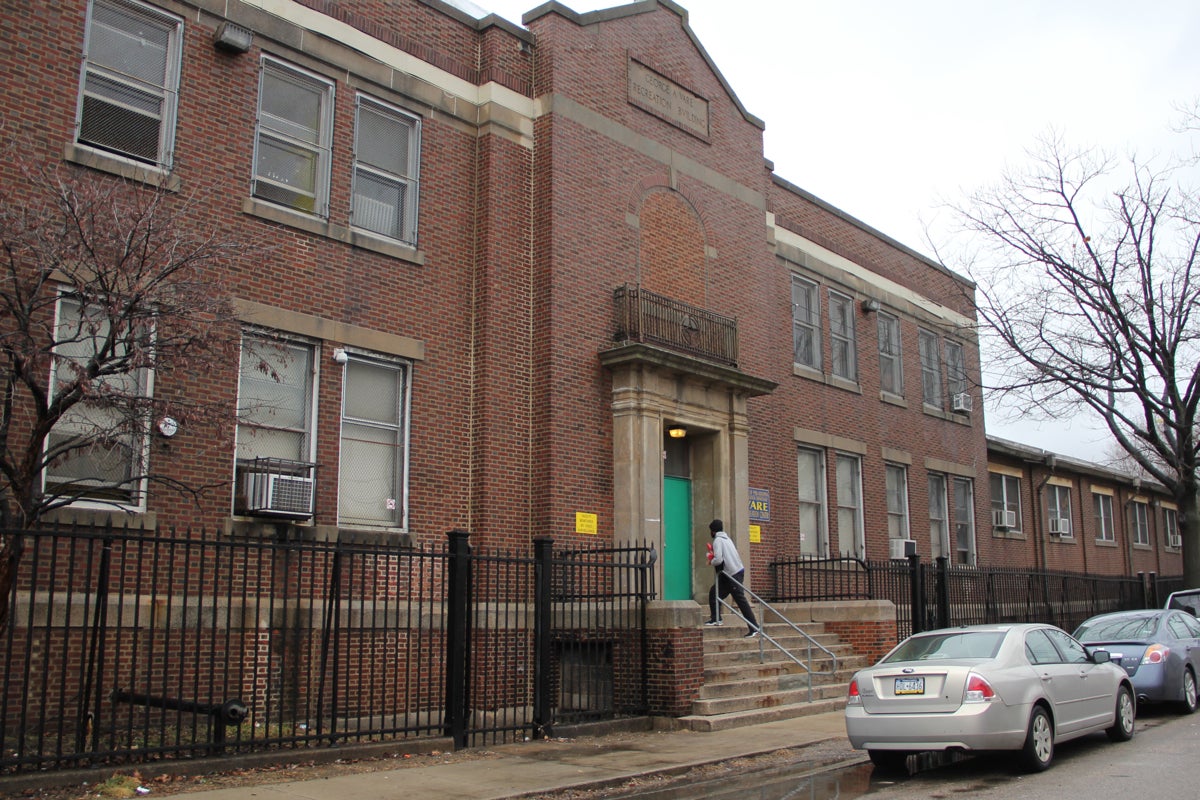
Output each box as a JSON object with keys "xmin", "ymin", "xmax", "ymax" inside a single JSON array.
[{"xmin": 1, "ymin": 0, "xmax": 1172, "ymax": 603}]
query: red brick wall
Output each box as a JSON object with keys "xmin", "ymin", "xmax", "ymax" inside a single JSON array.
[
  {"xmin": 644, "ymin": 627, "xmax": 704, "ymax": 716},
  {"xmin": 825, "ymin": 618, "xmax": 896, "ymax": 667}
]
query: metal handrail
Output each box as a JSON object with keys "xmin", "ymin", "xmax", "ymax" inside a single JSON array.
[{"xmin": 715, "ymin": 576, "xmax": 840, "ymax": 703}]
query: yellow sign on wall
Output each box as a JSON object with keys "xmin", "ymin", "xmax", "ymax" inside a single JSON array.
[
  {"xmin": 576, "ymin": 512, "xmax": 598, "ymax": 535},
  {"xmin": 749, "ymin": 525, "xmax": 761, "ymax": 544}
]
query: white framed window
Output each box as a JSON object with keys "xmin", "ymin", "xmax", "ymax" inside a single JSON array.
[
  {"xmin": 234, "ymin": 333, "xmax": 316, "ymax": 514},
  {"xmin": 1093, "ymin": 493, "xmax": 1115, "ymax": 543},
  {"xmin": 352, "ymin": 95, "xmax": 421, "ymax": 246},
  {"xmin": 337, "ymin": 352, "xmax": 411, "ymax": 529},
  {"xmin": 1132, "ymin": 501, "xmax": 1150, "ymax": 546},
  {"xmin": 797, "ymin": 447, "xmax": 827, "ymax": 556},
  {"xmin": 253, "ymin": 57, "xmax": 334, "ymax": 216},
  {"xmin": 918, "ymin": 328, "xmax": 942, "ymax": 408},
  {"xmin": 877, "ymin": 312, "xmax": 903, "ymax": 396},
  {"xmin": 1048, "ymin": 485, "xmax": 1073, "ymax": 538},
  {"xmin": 828, "ymin": 290, "xmax": 857, "ymax": 381},
  {"xmin": 989, "ymin": 472, "xmax": 1022, "ymax": 531},
  {"xmin": 45, "ymin": 295, "xmax": 152, "ymax": 508},
  {"xmin": 945, "ymin": 340, "xmax": 967, "ymax": 399},
  {"xmin": 885, "ymin": 463, "xmax": 910, "ymax": 541},
  {"xmin": 953, "ymin": 476, "xmax": 975, "ymax": 566},
  {"xmin": 791, "ymin": 275, "xmax": 821, "ymax": 370},
  {"xmin": 76, "ymin": 0, "xmax": 183, "ymax": 168},
  {"xmin": 928, "ymin": 473, "xmax": 949, "ymax": 560},
  {"xmin": 1164, "ymin": 506, "xmax": 1180, "ymax": 549},
  {"xmin": 835, "ymin": 453, "xmax": 864, "ymax": 558}
]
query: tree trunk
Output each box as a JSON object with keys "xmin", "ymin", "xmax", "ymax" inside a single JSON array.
[{"xmin": 1180, "ymin": 480, "xmax": 1200, "ymax": 589}]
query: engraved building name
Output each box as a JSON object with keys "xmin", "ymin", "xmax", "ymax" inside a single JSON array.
[{"xmin": 627, "ymin": 59, "xmax": 709, "ymax": 138}]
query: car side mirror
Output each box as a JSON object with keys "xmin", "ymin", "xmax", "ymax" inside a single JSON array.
[{"xmin": 1090, "ymin": 649, "xmax": 1111, "ymax": 664}]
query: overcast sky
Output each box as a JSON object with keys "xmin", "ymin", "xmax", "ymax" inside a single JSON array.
[{"xmin": 475, "ymin": 0, "xmax": 1200, "ymax": 463}]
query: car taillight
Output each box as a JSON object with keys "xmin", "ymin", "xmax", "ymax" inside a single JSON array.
[
  {"xmin": 1143, "ymin": 644, "xmax": 1169, "ymax": 664},
  {"xmin": 847, "ymin": 678, "xmax": 861, "ymax": 705},
  {"xmin": 964, "ymin": 673, "xmax": 996, "ymax": 703}
]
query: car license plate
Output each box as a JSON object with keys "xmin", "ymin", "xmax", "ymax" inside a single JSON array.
[{"xmin": 894, "ymin": 677, "xmax": 925, "ymax": 695}]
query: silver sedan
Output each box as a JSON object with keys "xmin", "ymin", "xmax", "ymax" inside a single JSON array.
[{"xmin": 844, "ymin": 623, "xmax": 1135, "ymax": 772}]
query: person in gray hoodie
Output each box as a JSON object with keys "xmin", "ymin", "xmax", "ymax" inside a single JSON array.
[{"xmin": 705, "ymin": 519, "xmax": 759, "ymax": 637}]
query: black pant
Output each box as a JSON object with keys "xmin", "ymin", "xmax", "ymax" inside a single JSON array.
[{"xmin": 709, "ymin": 569, "xmax": 758, "ymax": 630}]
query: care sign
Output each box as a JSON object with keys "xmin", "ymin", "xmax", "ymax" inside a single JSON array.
[{"xmin": 748, "ymin": 488, "xmax": 771, "ymax": 522}]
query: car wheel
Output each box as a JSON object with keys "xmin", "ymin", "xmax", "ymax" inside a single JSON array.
[
  {"xmin": 1180, "ymin": 668, "xmax": 1198, "ymax": 714},
  {"xmin": 1020, "ymin": 705, "xmax": 1053, "ymax": 772},
  {"xmin": 868, "ymin": 749, "xmax": 912, "ymax": 772},
  {"xmin": 1107, "ymin": 685, "xmax": 1135, "ymax": 741}
]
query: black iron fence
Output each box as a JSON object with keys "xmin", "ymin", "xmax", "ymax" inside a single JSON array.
[
  {"xmin": 769, "ymin": 554, "xmax": 1175, "ymax": 642},
  {"xmin": 0, "ymin": 524, "xmax": 655, "ymax": 774}
]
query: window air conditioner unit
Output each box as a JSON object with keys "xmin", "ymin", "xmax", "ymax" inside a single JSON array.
[
  {"xmin": 951, "ymin": 392, "xmax": 973, "ymax": 413},
  {"xmin": 242, "ymin": 472, "xmax": 314, "ymax": 519},
  {"xmin": 992, "ymin": 509, "xmax": 1017, "ymax": 529},
  {"xmin": 889, "ymin": 538, "xmax": 916, "ymax": 560},
  {"xmin": 1048, "ymin": 517, "xmax": 1071, "ymax": 536}
]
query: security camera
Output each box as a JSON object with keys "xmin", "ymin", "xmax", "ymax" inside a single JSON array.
[{"xmin": 332, "ymin": 348, "xmax": 349, "ymax": 364}]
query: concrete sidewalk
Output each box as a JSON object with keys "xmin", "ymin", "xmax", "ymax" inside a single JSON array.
[{"xmin": 147, "ymin": 712, "xmax": 860, "ymax": 800}]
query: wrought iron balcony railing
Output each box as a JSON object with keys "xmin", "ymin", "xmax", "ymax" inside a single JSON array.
[{"xmin": 612, "ymin": 283, "xmax": 738, "ymax": 367}]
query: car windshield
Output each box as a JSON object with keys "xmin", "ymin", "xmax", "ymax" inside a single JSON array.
[
  {"xmin": 1075, "ymin": 615, "xmax": 1158, "ymax": 641},
  {"xmin": 883, "ymin": 631, "xmax": 1005, "ymax": 662}
]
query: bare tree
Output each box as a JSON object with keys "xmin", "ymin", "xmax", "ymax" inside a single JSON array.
[
  {"xmin": 944, "ymin": 124, "xmax": 1200, "ymax": 584},
  {"xmin": 0, "ymin": 152, "xmax": 258, "ymax": 629}
]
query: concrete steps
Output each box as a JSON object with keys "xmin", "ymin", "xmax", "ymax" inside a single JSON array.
[{"xmin": 675, "ymin": 621, "xmax": 864, "ymax": 732}]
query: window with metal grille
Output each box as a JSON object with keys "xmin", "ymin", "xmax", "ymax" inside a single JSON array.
[
  {"xmin": 791, "ymin": 275, "xmax": 820, "ymax": 370},
  {"xmin": 828, "ymin": 290, "xmax": 857, "ymax": 381},
  {"xmin": 353, "ymin": 96, "xmax": 421, "ymax": 246},
  {"xmin": 45, "ymin": 295, "xmax": 151, "ymax": 507},
  {"xmin": 886, "ymin": 463, "xmax": 910, "ymax": 541},
  {"xmin": 877, "ymin": 312, "xmax": 903, "ymax": 396},
  {"xmin": 945, "ymin": 339, "xmax": 966, "ymax": 397},
  {"xmin": 928, "ymin": 473, "xmax": 949, "ymax": 560},
  {"xmin": 1132, "ymin": 501, "xmax": 1150, "ymax": 545},
  {"xmin": 989, "ymin": 472, "xmax": 1022, "ymax": 531},
  {"xmin": 797, "ymin": 447, "xmax": 826, "ymax": 556},
  {"xmin": 1093, "ymin": 492, "xmax": 1115, "ymax": 542},
  {"xmin": 76, "ymin": 0, "xmax": 182, "ymax": 167},
  {"xmin": 952, "ymin": 476, "xmax": 975, "ymax": 565},
  {"xmin": 835, "ymin": 453, "xmax": 863, "ymax": 558},
  {"xmin": 918, "ymin": 328, "xmax": 942, "ymax": 408},
  {"xmin": 235, "ymin": 334, "xmax": 316, "ymax": 500},
  {"xmin": 253, "ymin": 58, "xmax": 334, "ymax": 215},
  {"xmin": 338, "ymin": 352, "xmax": 410, "ymax": 529},
  {"xmin": 1047, "ymin": 485, "xmax": 1073, "ymax": 538},
  {"xmin": 1164, "ymin": 506, "xmax": 1180, "ymax": 548}
]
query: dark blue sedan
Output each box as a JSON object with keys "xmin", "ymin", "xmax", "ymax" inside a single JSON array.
[{"xmin": 1074, "ymin": 609, "xmax": 1200, "ymax": 713}]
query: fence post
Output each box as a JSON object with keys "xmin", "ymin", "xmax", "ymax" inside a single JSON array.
[
  {"xmin": 1148, "ymin": 572, "xmax": 1160, "ymax": 608},
  {"xmin": 908, "ymin": 552, "xmax": 923, "ymax": 635},
  {"xmin": 935, "ymin": 556, "xmax": 950, "ymax": 629},
  {"xmin": 532, "ymin": 537, "xmax": 554, "ymax": 739},
  {"xmin": 444, "ymin": 529, "xmax": 471, "ymax": 749}
]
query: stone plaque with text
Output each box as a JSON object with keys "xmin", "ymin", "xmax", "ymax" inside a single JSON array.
[{"xmin": 627, "ymin": 59, "xmax": 709, "ymax": 139}]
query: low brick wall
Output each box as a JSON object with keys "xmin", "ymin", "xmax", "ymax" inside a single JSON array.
[
  {"xmin": 643, "ymin": 602, "xmax": 706, "ymax": 716},
  {"xmin": 763, "ymin": 600, "xmax": 897, "ymax": 665}
]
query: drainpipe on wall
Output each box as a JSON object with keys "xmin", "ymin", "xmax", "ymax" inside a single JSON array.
[
  {"xmin": 1033, "ymin": 454, "xmax": 1056, "ymax": 574},
  {"xmin": 1124, "ymin": 477, "xmax": 1142, "ymax": 578},
  {"xmin": 1034, "ymin": 454, "xmax": 1057, "ymax": 610}
]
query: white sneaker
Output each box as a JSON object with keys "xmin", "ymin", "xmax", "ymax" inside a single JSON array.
[
  {"xmin": 744, "ymin": 629, "xmax": 759, "ymax": 638},
  {"xmin": 704, "ymin": 619, "xmax": 724, "ymax": 626}
]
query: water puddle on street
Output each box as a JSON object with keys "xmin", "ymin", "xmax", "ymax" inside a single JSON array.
[{"xmin": 597, "ymin": 760, "xmax": 880, "ymax": 800}]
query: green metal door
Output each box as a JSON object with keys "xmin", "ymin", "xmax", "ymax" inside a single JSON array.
[{"xmin": 663, "ymin": 476, "xmax": 693, "ymax": 601}]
